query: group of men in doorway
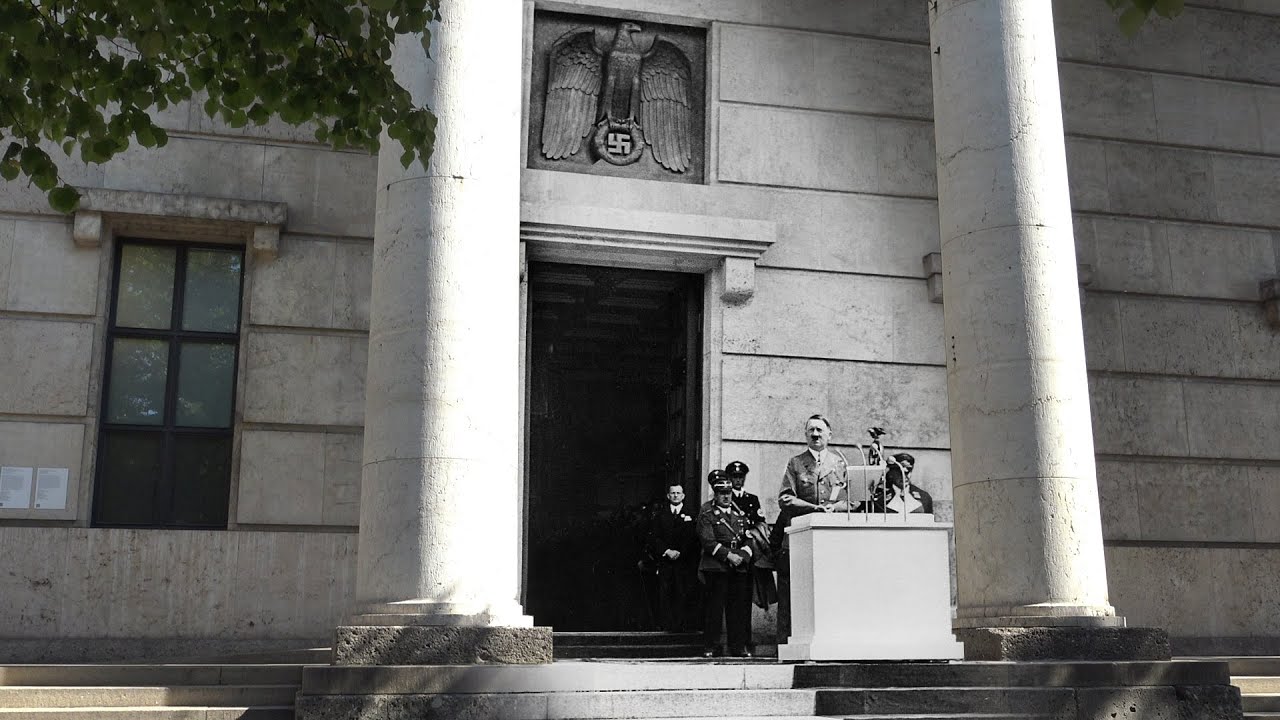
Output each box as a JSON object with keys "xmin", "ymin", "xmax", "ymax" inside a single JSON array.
[{"xmin": 647, "ymin": 414, "xmax": 934, "ymax": 658}]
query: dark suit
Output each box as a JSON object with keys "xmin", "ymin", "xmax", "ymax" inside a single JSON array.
[
  {"xmin": 697, "ymin": 499, "xmax": 753, "ymax": 655},
  {"xmin": 649, "ymin": 502, "xmax": 698, "ymax": 631},
  {"xmin": 852, "ymin": 483, "xmax": 933, "ymax": 514}
]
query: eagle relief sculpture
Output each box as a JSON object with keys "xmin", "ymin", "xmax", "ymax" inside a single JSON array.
[{"xmin": 540, "ymin": 22, "xmax": 693, "ymax": 173}]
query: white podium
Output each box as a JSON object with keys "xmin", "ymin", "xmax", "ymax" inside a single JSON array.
[{"xmin": 778, "ymin": 513, "xmax": 964, "ymax": 661}]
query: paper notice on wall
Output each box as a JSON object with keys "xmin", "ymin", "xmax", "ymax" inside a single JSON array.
[
  {"xmin": 0, "ymin": 466, "xmax": 34, "ymax": 509},
  {"xmin": 34, "ymin": 468, "xmax": 69, "ymax": 510}
]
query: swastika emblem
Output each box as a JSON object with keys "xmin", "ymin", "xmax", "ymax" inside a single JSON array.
[{"xmin": 606, "ymin": 132, "xmax": 632, "ymax": 156}]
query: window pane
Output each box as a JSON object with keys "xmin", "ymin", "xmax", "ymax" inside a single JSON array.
[
  {"xmin": 182, "ymin": 249, "xmax": 242, "ymax": 332},
  {"xmin": 106, "ymin": 338, "xmax": 170, "ymax": 425},
  {"xmin": 115, "ymin": 245, "xmax": 176, "ymax": 329},
  {"xmin": 170, "ymin": 435, "xmax": 231, "ymax": 527},
  {"xmin": 93, "ymin": 431, "xmax": 161, "ymax": 525},
  {"xmin": 175, "ymin": 343, "xmax": 236, "ymax": 428}
]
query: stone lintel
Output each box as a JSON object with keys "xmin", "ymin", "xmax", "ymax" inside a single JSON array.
[
  {"xmin": 955, "ymin": 626, "xmax": 1171, "ymax": 662},
  {"xmin": 332, "ymin": 625, "xmax": 552, "ymax": 666},
  {"xmin": 72, "ymin": 188, "xmax": 288, "ymax": 249}
]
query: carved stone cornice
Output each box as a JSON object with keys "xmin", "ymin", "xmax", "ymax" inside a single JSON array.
[{"xmin": 521, "ymin": 203, "xmax": 776, "ymax": 304}]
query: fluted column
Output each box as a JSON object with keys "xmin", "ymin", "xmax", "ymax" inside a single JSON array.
[
  {"xmin": 337, "ymin": 0, "xmax": 550, "ymax": 664},
  {"xmin": 928, "ymin": 0, "xmax": 1131, "ymax": 650}
]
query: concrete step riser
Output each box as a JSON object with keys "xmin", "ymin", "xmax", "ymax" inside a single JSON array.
[
  {"xmin": 797, "ymin": 660, "xmax": 1232, "ymax": 689},
  {"xmin": 1246, "ymin": 695, "xmax": 1280, "ymax": 713},
  {"xmin": 0, "ymin": 665, "xmax": 303, "ymax": 687},
  {"xmin": 1239, "ymin": 677, "xmax": 1280, "ymax": 694},
  {"xmin": 552, "ymin": 633, "xmax": 702, "ymax": 647},
  {"xmin": 1231, "ymin": 659, "xmax": 1280, "ymax": 677},
  {"xmin": 553, "ymin": 645, "xmax": 706, "ymax": 659},
  {"xmin": 0, "ymin": 707, "xmax": 293, "ymax": 719},
  {"xmin": 0, "ymin": 685, "xmax": 296, "ymax": 709},
  {"xmin": 815, "ymin": 687, "xmax": 1075, "ymax": 717},
  {"xmin": 297, "ymin": 689, "xmax": 819, "ymax": 719}
]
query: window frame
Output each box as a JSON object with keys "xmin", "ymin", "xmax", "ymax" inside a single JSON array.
[{"xmin": 92, "ymin": 237, "xmax": 246, "ymax": 529}]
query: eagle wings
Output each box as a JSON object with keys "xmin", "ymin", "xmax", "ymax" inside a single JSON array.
[{"xmin": 540, "ymin": 26, "xmax": 693, "ymax": 173}]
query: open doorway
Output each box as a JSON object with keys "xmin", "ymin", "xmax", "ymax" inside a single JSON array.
[{"xmin": 524, "ymin": 262, "xmax": 702, "ymax": 630}]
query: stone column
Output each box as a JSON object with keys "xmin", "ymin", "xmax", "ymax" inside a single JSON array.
[
  {"xmin": 928, "ymin": 0, "xmax": 1165, "ymax": 660},
  {"xmin": 336, "ymin": 0, "xmax": 550, "ymax": 664}
]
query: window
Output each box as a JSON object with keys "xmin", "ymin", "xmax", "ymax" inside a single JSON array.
[{"xmin": 93, "ymin": 240, "xmax": 244, "ymax": 528}]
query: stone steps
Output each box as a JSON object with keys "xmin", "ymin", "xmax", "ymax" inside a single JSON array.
[
  {"xmin": 553, "ymin": 631, "xmax": 705, "ymax": 659},
  {"xmin": 1214, "ymin": 656, "xmax": 1280, "ymax": 720},
  {"xmin": 0, "ymin": 706, "xmax": 294, "ymax": 719},
  {"xmin": 0, "ymin": 664, "xmax": 304, "ymax": 687},
  {"xmin": 0, "ymin": 685, "xmax": 298, "ymax": 708}
]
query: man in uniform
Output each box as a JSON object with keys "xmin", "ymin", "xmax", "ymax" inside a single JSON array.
[
  {"xmin": 697, "ymin": 470, "xmax": 754, "ymax": 657},
  {"xmin": 852, "ymin": 452, "xmax": 933, "ymax": 514},
  {"xmin": 726, "ymin": 460, "xmax": 776, "ymax": 654},
  {"xmin": 773, "ymin": 414, "xmax": 849, "ymax": 644},
  {"xmin": 648, "ymin": 482, "xmax": 698, "ymax": 631}
]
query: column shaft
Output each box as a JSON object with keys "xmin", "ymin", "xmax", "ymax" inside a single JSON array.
[
  {"xmin": 354, "ymin": 0, "xmax": 528, "ymax": 627},
  {"xmin": 928, "ymin": 0, "xmax": 1117, "ymax": 628}
]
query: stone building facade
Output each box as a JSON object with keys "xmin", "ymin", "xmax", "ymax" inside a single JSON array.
[{"xmin": 0, "ymin": 0, "xmax": 1277, "ymax": 660}]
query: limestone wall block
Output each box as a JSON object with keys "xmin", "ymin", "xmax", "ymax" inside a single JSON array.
[
  {"xmin": 1196, "ymin": 9, "xmax": 1280, "ymax": 85},
  {"xmin": 1117, "ymin": 298, "xmax": 1242, "ymax": 377},
  {"xmin": 0, "ymin": 319, "xmax": 94, "ymax": 416},
  {"xmin": 1259, "ymin": 88, "xmax": 1280, "ymax": 155},
  {"xmin": 0, "ymin": 219, "xmax": 100, "ymax": 316},
  {"xmin": 0, "ymin": 528, "xmax": 357, "ymax": 639},
  {"xmin": 1151, "ymin": 74, "xmax": 1264, "ymax": 153},
  {"xmin": 1132, "ymin": 461, "xmax": 1257, "ymax": 542},
  {"xmin": 262, "ymin": 147, "xmax": 376, "ymax": 238},
  {"xmin": 322, "ymin": 433, "xmax": 361, "ymax": 526},
  {"xmin": 1211, "ymin": 155, "xmax": 1280, "ymax": 228},
  {"xmin": 1188, "ymin": 0, "xmax": 1280, "ymax": 15},
  {"xmin": 717, "ymin": 106, "xmax": 935, "ymax": 197},
  {"xmin": 1105, "ymin": 545, "xmax": 1228, "ymax": 642},
  {"xmin": 719, "ymin": 25, "xmax": 932, "ymax": 118},
  {"xmin": 0, "ymin": 145, "xmax": 105, "ymax": 216},
  {"xmin": 1064, "ymin": 139, "xmax": 1111, "ymax": 213},
  {"xmin": 242, "ymin": 331, "xmax": 367, "ymax": 426},
  {"xmin": 1094, "ymin": 460, "xmax": 1141, "ymax": 541},
  {"xmin": 1089, "ymin": 375, "xmax": 1189, "ymax": 456},
  {"xmin": 1081, "ymin": 294, "xmax": 1124, "ymax": 372},
  {"xmin": 1183, "ymin": 381, "xmax": 1280, "ymax": 461},
  {"xmin": 236, "ymin": 430, "xmax": 325, "ymax": 525},
  {"xmin": 103, "ymin": 136, "xmax": 266, "ymax": 200},
  {"xmin": 1103, "ymin": 143, "xmax": 1217, "ymax": 221},
  {"xmin": 522, "ymin": 170, "xmax": 941, "ymax": 278},
  {"xmin": 720, "ymin": 355, "xmax": 949, "ymax": 449},
  {"xmin": 248, "ymin": 235, "xmax": 372, "ymax": 331},
  {"xmin": 0, "ymin": 422, "xmax": 86, "ymax": 519},
  {"xmin": 1249, "ymin": 466, "xmax": 1280, "ymax": 543},
  {"xmin": 1087, "ymin": 218, "xmax": 1171, "ymax": 295},
  {"xmin": 1059, "ymin": 64, "xmax": 1157, "ymax": 140},
  {"xmin": 544, "ymin": 0, "xmax": 927, "ymax": 40},
  {"xmin": 723, "ymin": 269, "xmax": 943, "ymax": 365},
  {"xmin": 1163, "ymin": 223, "xmax": 1275, "ymax": 300}
]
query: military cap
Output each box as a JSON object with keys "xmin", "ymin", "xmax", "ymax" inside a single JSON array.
[
  {"xmin": 707, "ymin": 469, "xmax": 732, "ymax": 491},
  {"xmin": 725, "ymin": 460, "xmax": 749, "ymax": 476}
]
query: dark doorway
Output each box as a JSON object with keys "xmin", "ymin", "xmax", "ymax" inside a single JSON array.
[{"xmin": 525, "ymin": 262, "xmax": 702, "ymax": 631}]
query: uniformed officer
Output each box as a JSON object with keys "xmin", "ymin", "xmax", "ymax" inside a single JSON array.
[
  {"xmin": 851, "ymin": 452, "xmax": 934, "ymax": 514},
  {"xmin": 697, "ymin": 470, "xmax": 754, "ymax": 658},
  {"xmin": 725, "ymin": 460, "xmax": 777, "ymax": 654},
  {"xmin": 773, "ymin": 414, "xmax": 850, "ymax": 643}
]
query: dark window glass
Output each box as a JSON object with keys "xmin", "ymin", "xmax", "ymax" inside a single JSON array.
[
  {"xmin": 94, "ymin": 431, "xmax": 163, "ymax": 526},
  {"xmin": 94, "ymin": 240, "xmax": 243, "ymax": 529}
]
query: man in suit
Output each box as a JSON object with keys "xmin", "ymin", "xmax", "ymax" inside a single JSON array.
[
  {"xmin": 852, "ymin": 452, "xmax": 933, "ymax": 514},
  {"xmin": 697, "ymin": 470, "xmax": 755, "ymax": 657},
  {"xmin": 774, "ymin": 414, "xmax": 850, "ymax": 644},
  {"xmin": 649, "ymin": 482, "xmax": 698, "ymax": 632}
]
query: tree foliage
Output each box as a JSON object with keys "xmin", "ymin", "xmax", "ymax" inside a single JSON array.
[
  {"xmin": 1106, "ymin": 0, "xmax": 1185, "ymax": 36},
  {"xmin": 0, "ymin": 0, "xmax": 440, "ymax": 213}
]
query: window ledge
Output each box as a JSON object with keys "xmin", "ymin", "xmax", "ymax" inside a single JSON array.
[{"xmin": 72, "ymin": 189, "xmax": 287, "ymax": 260}]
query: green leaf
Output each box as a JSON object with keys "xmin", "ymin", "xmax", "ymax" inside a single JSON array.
[
  {"xmin": 0, "ymin": 161, "xmax": 18, "ymax": 181},
  {"xmin": 48, "ymin": 186, "xmax": 81, "ymax": 213},
  {"xmin": 1118, "ymin": 6, "xmax": 1148, "ymax": 35}
]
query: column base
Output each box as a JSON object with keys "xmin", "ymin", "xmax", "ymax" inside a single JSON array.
[
  {"xmin": 955, "ymin": 626, "xmax": 1171, "ymax": 661},
  {"xmin": 333, "ymin": 625, "xmax": 553, "ymax": 665}
]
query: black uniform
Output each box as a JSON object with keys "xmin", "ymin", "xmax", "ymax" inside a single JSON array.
[
  {"xmin": 649, "ymin": 501, "xmax": 699, "ymax": 631},
  {"xmin": 697, "ymin": 493, "xmax": 754, "ymax": 656}
]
